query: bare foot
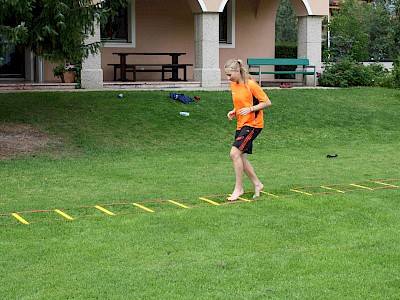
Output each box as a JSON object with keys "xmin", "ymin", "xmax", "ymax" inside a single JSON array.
[
  {"xmin": 253, "ymin": 183, "xmax": 264, "ymax": 198},
  {"xmin": 228, "ymin": 188, "xmax": 244, "ymax": 201}
]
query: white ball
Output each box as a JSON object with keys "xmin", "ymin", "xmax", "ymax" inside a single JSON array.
[{"xmin": 118, "ymin": 93, "xmax": 123, "ymax": 98}]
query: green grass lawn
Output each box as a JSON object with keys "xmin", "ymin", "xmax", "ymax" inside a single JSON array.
[{"xmin": 0, "ymin": 87, "xmax": 399, "ymax": 299}]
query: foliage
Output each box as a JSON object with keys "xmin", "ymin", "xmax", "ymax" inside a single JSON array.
[
  {"xmin": 274, "ymin": 42, "xmax": 297, "ymax": 79},
  {"xmin": 319, "ymin": 59, "xmax": 379, "ymax": 87},
  {"xmin": 378, "ymin": 57, "xmax": 400, "ymax": 89},
  {"xmin": 366, "ymin": 1, "xmax": 394, "ymax": 61},
  {"xmin": 388, "ymin": 1, "xmax": 400, "ymax": 59},
  {"xmin": 366, "ymin": 57, "xmax": 400, "ymax": 89},
  {"xmin": 0, "ymin": 0, "xmax": 129, "ymax": 65},
  {"xmin": 328, "ymin": 0, "xmax": 371, "ymax": 61},
  {"xmin": 393, "ymin": 57, "xmax": 400, "ymax": 88},
  {"xmin": 275, "ymin": 0, "xmax": 297, "ymax": 43},
  {"xmin": 319, "ymin": 56, "xmax": 400, "ymax": 89},
  {"xmin": 53, "ymin": 62, "xmax": 76, "ymax": 76},
  {"xmin": 53, "ymin": 61, "xmax": 80, "ymax": 84},
  {"xmin": 327, "ymin": 0, "xmax": 399, "ymax": 62},
  {"xmin": 275, "ymin": 42, "xmax": 297, "ymax": 58}
]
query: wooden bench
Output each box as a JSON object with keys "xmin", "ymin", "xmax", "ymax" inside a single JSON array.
[
  {"xmin": 107, "ymin": 63, "xmax": 193, "ymax": 81},
  {"xmin": 162, "ymin": 64, "xmax": 192, "ymax": 81},
  {"xmin": 247, "ymin": 58, "xmax": 317, "ymax": 87}
]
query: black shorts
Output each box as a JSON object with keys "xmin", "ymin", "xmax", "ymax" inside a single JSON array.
[{"xmin": 233, "ymin": 126, "xmax": 262, "ymax": 154}]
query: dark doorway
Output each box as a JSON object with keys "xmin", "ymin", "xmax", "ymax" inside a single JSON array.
[{"xmin": 0, "ymin": 45, "xmax": 25, "ymax": 79}]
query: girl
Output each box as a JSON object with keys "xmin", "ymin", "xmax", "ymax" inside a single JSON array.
[{"xmin": 224, "ymin": 59, "xmax": 272, "ymax": 201}]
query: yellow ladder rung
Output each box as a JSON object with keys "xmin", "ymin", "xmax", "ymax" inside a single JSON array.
[
  {"xmin": 11, "ymin": 213, "xmax": 29, "ymax": 225},
  {"xmin": 350, "ymin": 184, "xmax": 374, "ymax": 191},
  {"xmin": 167, "ymin": 200, "xmax": 189, "ymax": 209},
  {"xmin": 374, "ymin": 181, "xmax": 399, "ymax": 188},
  {"xmin": 236, "ymin": 196, "xmax": 252, "ymax": 202},
  {"xmin": 290, "ymin": 189, "xmax": 313, "ymax": 196},
  {"xmin": 54, "ymin": 209, "xmax": 74, "ymax": 220},
  {"xmin": 94, "ymin": 205, "xmax": 116, "ymax": 216},
  {"xmin": 199, "ymin": 197, "xmax": 220, "ymax": 206},
  {"xmin": 132, "ymin": 203, "xmax": 155, "ymax": 213},
  {"xmin": 320, "ymin": 186, "xmax": 346, "ymax": 193},
  {"xmin": 260, "ymin": 191, "xmax": 279, "ymax": 198}
]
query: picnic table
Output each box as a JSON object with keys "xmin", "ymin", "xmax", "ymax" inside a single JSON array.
[{"xmin": 111, "ymin": 52, "xmax": 191, "ymax": 82}]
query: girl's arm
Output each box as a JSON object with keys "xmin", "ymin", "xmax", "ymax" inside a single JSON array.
[
  {"xmin": 237, "ymin": 81, "xmax": 271, "ymax": 116},
  {"xmin": 253, "ymin": 99, "xmax": 272, "ymax": 111},
  {"xmin": 237, "ymin": 99, "xmax": 271, "ymax": 116}
]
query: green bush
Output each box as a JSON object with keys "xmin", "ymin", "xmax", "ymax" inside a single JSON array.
[
  {"xmin": 275, "ymin": 42, "xmax": 297, "ymax": 79},
  {"xmin": 318, "ymin": 59, "xmax": 375, "ymax": 87},
  {"xmin": 391, "ymin": 57, "xmax": 400, "ymax": 89},
  {"xmin": 318, "ymin": 58, "xmax": 400, "ymax": 88},
  {"xmin": 373, "ymin": 63, "xmax": 393, "ymax": 88},
  {"xmin": 275, "ymin": 42, "xmax": 297, "ymax": 58},
  {"xmin": 361, "ymin": 59, "xmax": 398, "ymax": 89}
]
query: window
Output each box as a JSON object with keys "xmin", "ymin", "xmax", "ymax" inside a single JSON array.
[
  {"xmin": 219, "ymin": 0, "xmax": 235, "ymax": 48},
  {"xmin": 101, "ymin": 0, "xmax": 136, "ymax": 48},
  {"xmin": 101, "ymin": 7, "xmax": 128, "ymax": 42},
  {"xmin": 219, "ymin": 5, "xmax": 228, "ymax": 43}
]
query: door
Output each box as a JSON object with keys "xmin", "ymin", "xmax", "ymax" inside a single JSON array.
[{"xmin": 0, "ymin": 45, "xmax": 25, "ymax": 79}]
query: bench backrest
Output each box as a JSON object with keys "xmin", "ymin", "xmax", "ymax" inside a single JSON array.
[{"xmin": 247, "ymin": 58, "xmax": 310, "ymax": 66}]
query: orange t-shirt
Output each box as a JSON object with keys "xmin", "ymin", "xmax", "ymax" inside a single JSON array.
[{"xmin": 230, "ymin": 79, "xmax": 269, "ymax": 129}]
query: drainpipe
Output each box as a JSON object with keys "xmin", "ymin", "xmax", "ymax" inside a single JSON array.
[{"xmin": 36, "ymin": 56, "xmax": 44, "ymax": 83}]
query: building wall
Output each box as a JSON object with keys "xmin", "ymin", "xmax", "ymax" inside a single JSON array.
[
  {"xmin": 292, "ymin": 0, "xmax": 329, "ymax": 16},
  {"xmin": 42, "ymin": 0, "xmax": 328, "ymax": 83},
  {"xmin": 219, "ymin": 0, "xmax": 279, "ymax": 75},
  {"xmin": 100, "ymin": 0, "xmax": 282, "ymax": 82},
  {"xmin": 101, "ymin": 0, "xmax": 195, "ymax": 82}
]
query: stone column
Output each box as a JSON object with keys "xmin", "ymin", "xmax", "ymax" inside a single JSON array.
[
  {"xmin": 81, "ymin": 23, "xmax": 103, "ymax": 89},
  {"xmin": 193, "ymin": 12, "xmax": 221, "ymax": 87},
  {"xmin": 297, "ymin": 16, "xmax": 322, "ymax": 86}
]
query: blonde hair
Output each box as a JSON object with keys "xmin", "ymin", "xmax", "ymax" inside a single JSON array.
[{"xmin": 224, "ymin": 59, "xmax": 251, "ymax": 85}]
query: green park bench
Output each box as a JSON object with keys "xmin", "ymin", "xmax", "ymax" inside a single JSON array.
[{"xmin": 247, "ymin": 58, "xmax": 317, "ymax": 87}]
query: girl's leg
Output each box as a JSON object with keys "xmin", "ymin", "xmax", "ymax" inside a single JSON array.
[
  {"xmin": 228, "ymin": 146, "xmax": 244, "ymax": 201},
  {"xmin": 242, "ymin": 154, "xmax": 264, "ymax": 198}
]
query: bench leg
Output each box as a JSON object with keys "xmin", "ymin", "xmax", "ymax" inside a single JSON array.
[
  {"xmin": 132, "ymin": 66, "xmax": 136, "ymax": 82},
  {"xmin": 183, "ymin": 66, "xmax": 187, "ymax": 81},
  {"xmin": 113, "ymin": 66, "xmax": 118, "ymax": 81},
  {"xmin": 171, "ymin": 66, "xmax": 179, "ymax": 81}
]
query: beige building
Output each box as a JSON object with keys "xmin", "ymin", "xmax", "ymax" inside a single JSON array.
[{"xmin": 1, "ymin": 0, "xmax": 329, "ymax": 88}]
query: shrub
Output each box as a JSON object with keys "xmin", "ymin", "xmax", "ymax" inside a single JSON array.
[
  {"xmin": 391, "ymin": 57, "xmax": 400, "ymax": 89},
  {"xmin": 369, "ymin": 58, "xmax": 400, "ymax": 89},
  {"xmin": 318, "ymin": 59, "xmax": 375, "ymax": 87},
  {"xmin": 275, "ymin": 42, "xmax": 297, "ymax": 79},
  {"xmin": 275, "ymin": 42, "xmax": 297, "ymax": 58}
]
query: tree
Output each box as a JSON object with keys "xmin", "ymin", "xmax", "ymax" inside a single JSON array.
[
  {"xmin": 329, "ymin": 0, "xmax": 370, "ymax": 61},
  {"xmin": 275, "ymin": 0, "xmax": 298, "ymax": 43},
  {"xmin": 328, "ymin": 0, "xmax": 399, "ymax": 62},
  {"xmin": 368, "ymin": 0, "xmax": 395, "ymax": 60},
  {"xmin": 0, "ymin": 0, "xmax": 129, "ymax": 65},
  {"xmin": 387, "ymin": 0, "xmax": 400, "ymax": 59}
]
